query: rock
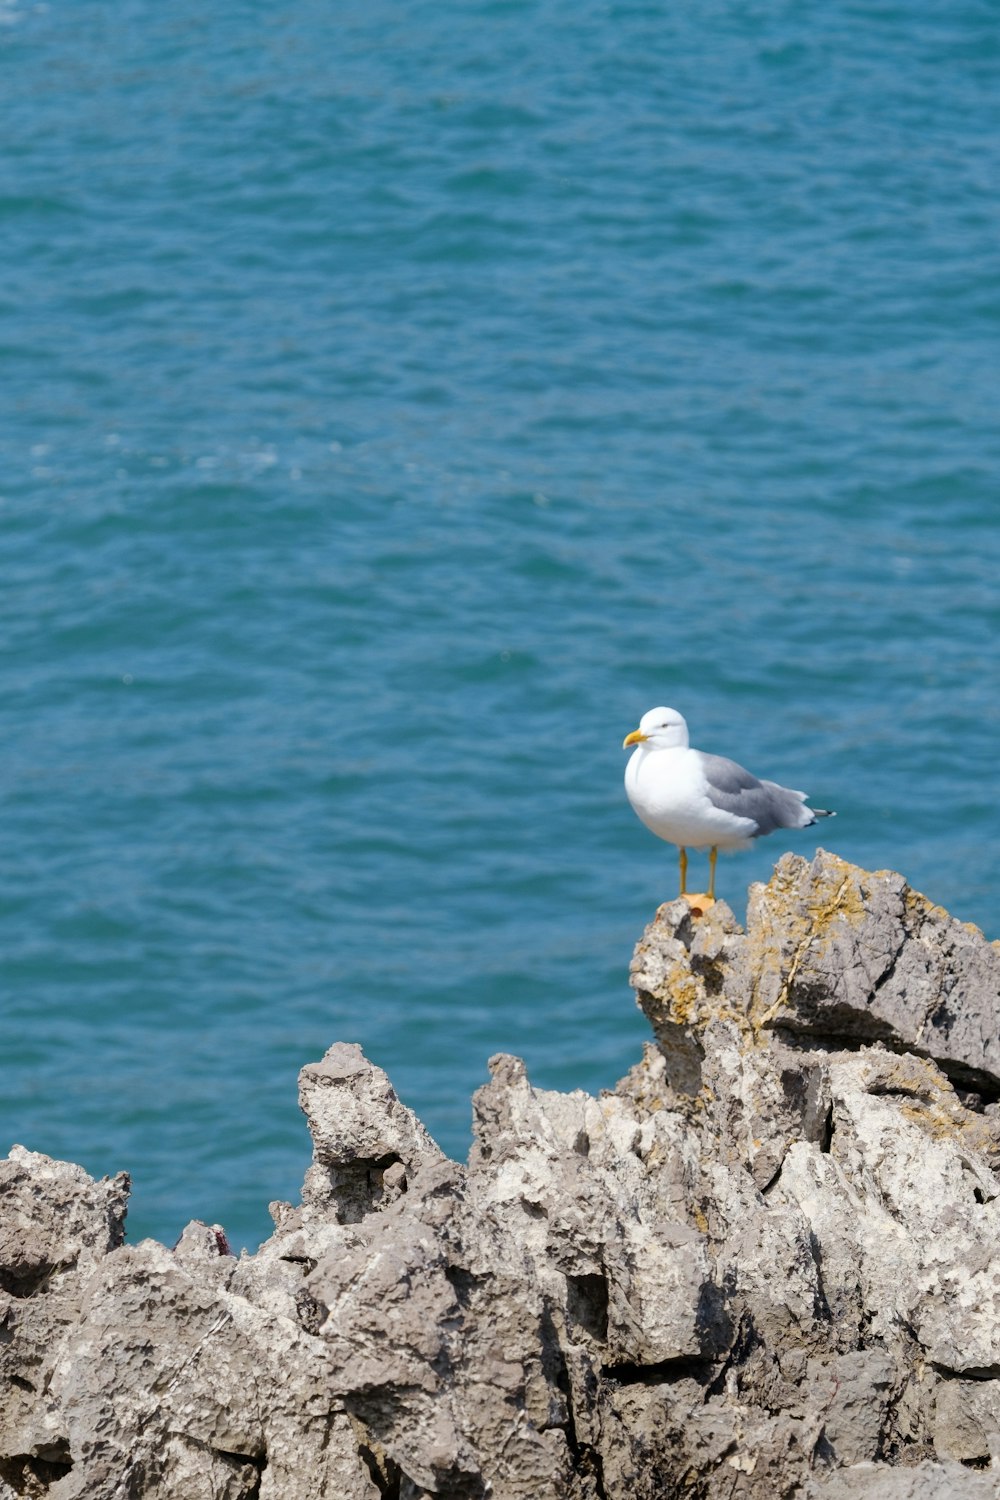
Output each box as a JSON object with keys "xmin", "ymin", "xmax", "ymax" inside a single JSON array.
[
  {"xmin": 298, "ymin": 1041, "xmax": 445, "ymax": 1223},
  {"xmin": 0, "ymin": 1146, "xmax": 129, "ymax": 1296},
  {"xmin": 932, "ymin": 1377, "xmax": 1000, "ymax": 1465},
  {"xmin": 747, "ymin": 853, "xmax": 1000, "ymax": 1092},
  {"xmin": 1, "ymin": 854, "xmax": 1000, "ymax": 1497},
  {"xmin": 803, "ymin": 1462, "xmax": 1000, "ymax": 1498}
]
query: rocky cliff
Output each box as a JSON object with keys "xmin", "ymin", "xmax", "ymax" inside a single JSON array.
[{"xmin": 3, "ymin": 851, "xmax": 1000, "ymax": 1500}]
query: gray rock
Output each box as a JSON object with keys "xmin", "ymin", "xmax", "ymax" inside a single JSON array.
[
  {"xmin": 747, "ymin": 852, "xmax": 1000, "ymax": 1093},
  {"xmin": 803, "ymin": 1461, "xmax": 1000, "ymax": 1498},
  {"xmin": 2, "ymin": 854, "xmax": 1000, "ymax": 1497},
  {"xmin": 0, "ymin": 1145, "xmax": 128, "ymax": 1295},
  {"xmin": 933, "ymin": 1378, "xmax": 1000, "ymax": 1465},
  {"xmin": 298, "ymin": 1040, "xmax": 445, "ymax": 1223}
]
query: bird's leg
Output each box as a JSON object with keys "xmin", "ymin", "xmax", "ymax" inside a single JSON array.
[
  {"xmin": 708, "ymin": 847, "xmax": 718, "ymax": 900},
  {"xmin": 679, "ymin": 848, "xmax": 713, "ymax": 916}
]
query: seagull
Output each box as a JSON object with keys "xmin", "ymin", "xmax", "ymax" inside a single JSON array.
[{"xmin": 622, "ymin": 706, "xmax": 834, "ymax": 904}]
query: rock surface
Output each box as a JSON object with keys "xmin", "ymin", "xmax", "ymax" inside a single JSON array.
[{"xmin": 2, "ymin": 851, "xmax": 1000, "ymax": 1498}]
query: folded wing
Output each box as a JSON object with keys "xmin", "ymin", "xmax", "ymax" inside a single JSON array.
[{"xmin": 696, "ymin": 752, "xmax": 814, "ymax": 836}]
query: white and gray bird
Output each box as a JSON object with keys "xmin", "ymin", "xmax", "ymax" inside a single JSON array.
[{"xmin": 622, "ymin": 706, "xmax": 834, "ymax": 903}]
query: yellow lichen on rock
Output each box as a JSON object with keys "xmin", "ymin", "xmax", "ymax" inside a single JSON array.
[{"xmin": 664, "ymin": 965, "xmax": 702, "ymax": 1027}]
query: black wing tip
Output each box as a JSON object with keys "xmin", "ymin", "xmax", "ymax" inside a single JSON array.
[{"xmin": 810, "ymin": 809, "xmax": 836, "ymax": 820}]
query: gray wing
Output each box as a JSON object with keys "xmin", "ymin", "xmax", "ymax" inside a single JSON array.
[{"xmin": 695, "ymin": 752, "xmax": 812, "ymax": 836}]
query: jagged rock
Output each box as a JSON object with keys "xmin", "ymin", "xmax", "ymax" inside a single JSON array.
[
  {"xmin": 748, "ymin": 853, "xmax": 1000, "ymax": 1092},
  {"xmin": 1, "ymin": 853, "xmax": 1000, "ymax": 1497},
  {"xmin": 468, "ymin": 1053, "xmax": 714, "ymax": 1367},
  {"xmin": 298, "ymin": 1041, "xmax": 445, "ymax": 1224},
  {"xmin": 0, "ymin": 1146, "xmax": 129, "ymax": 1296},
  {"xmin": 803, "ymin": 1462, "xmax": 1000, "ymax": 1497}
]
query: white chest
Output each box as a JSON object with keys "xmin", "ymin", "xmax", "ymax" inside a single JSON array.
[
  {"xmin": 626, "ymin": 746, "xmax": 702, "ymax": 822},
  {"xmin": 624, "ymin": 746, "xmax": 753, "ymax": 849}
]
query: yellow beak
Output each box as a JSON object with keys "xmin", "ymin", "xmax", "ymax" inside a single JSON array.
[{"xmin": 622, "ymin": 729, "xmax": 648, "ymax": 749}]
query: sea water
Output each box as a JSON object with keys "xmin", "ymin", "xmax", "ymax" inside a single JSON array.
[{"xmin": 3, "ymin": 0, "xmax": 999, "ymax": 1247}]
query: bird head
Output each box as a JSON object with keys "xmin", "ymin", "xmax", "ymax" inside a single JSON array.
[{"xmin": 622, "ymin": 706, "xmax": 690, "ymax": 751}]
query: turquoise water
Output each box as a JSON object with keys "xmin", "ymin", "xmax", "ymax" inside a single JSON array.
[{"xmin": 3, "ymin": 1, "xmax": 999, "ymax": 1248}]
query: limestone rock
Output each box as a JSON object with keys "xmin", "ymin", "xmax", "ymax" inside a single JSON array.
[
  {"xmin": 804, "ymin": 1462, "xmax": 1000, "ymax": 1498},
  {"xmin": 932, "ymin": 1378, "xmax": 1000, "ymax": 1465},
  {"xmin": 1, "ymin": 854, "xmax": 1000, "ymax": 1497},
  {"xmin": 748, "ymin": 852, "xmax": 1000, "ymax": 1092},
  {"xmin": 298, "ymin": 1040, "xmax": 445, "ymax": 1223},
  {"xmin": 0, "ymin": 1146, "xmax": 128, "ymax": 1296}
]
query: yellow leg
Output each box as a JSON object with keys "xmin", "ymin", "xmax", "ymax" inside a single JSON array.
[
  {"xmin": 678, "ymin": 847, "xmax": 688, "ymax": 896},
  {"xmin": 708, "ymin": 847, "xmax": 718, "ymax": 900}
]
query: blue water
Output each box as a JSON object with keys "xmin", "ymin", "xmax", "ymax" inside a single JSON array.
[{"xmin": 3, "ymin": 0, "xmax": 999, "ymax": 1249}]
